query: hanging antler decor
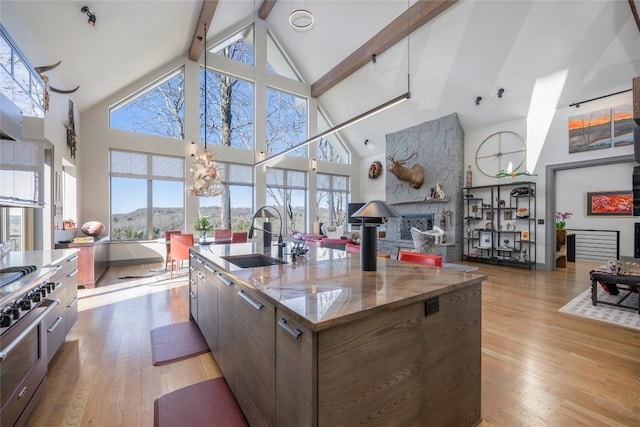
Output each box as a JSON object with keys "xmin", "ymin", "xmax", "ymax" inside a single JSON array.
[{"xmin": 64, "ymin": 100, "xmax": 77, "ymax": 159}]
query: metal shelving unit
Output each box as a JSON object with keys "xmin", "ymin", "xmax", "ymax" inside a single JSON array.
[{"xmin": 461, "ymin": 181, "xmax": 536, "ymax": 269}]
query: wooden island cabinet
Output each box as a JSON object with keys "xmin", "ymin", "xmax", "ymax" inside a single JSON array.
[
  {"xmin": 189, "ymin": 243, "xmax": 485, "ymax": 427},
  {"xmin": 68, "ymin": 236, "xmax": 109, "ymax": 288}
]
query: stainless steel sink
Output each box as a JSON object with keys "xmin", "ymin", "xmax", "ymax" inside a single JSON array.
[{"xmin": 221, "ymin": 254, "xmax": 287, "ymax": 268}]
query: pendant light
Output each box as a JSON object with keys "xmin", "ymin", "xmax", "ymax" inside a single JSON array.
[{"xmin": 187, "ymin": 22, "xmax": 224, "ymax": 197}]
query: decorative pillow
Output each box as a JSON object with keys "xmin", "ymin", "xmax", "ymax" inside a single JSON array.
[
  {"xmin": 410, "ymin": 226, "xmax": 443, "ymax": 254},
  {"xmin": 323, "ymin": 225, "xmax": 344, "ymax": 239},
  {"xmin": 81, "ymin": 221, "xmax": 105, "ymax": 236}
]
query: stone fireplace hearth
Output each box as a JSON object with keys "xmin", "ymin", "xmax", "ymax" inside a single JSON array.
[
  {"xmin": 400, "ymin": 214, "xmax": 434, "ymax": 240},
  {"xmin": 378, "ymin": 113, "xmax": 464, "ymax": 261}
]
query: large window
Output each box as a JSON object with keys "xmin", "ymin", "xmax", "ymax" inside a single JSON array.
[
  {"xmin": 211, "ymin": 25, "xmax": 254, "ymax": 66},
  {"xmin": 109, "ymin": 68, "xmax": 185, "ymax": 139},
  {"xmin": 202, "ymin": 68, "xmax": 254, "ymax": 149},
  {"xmin": 198, "ymin": 163, "xmax": 254, "ymax": 231},
  {"xmin": 317, "ymin": 174, "xmax": 349, "ymax": 226},
  {"xmin": 0, "ymin": 25, "xmax": 44, "ymax": 116},
  {"xmin": 266, "ymin": 168, "xmax": 307, "ymax": 233},
  {"xmin": 110, "ymin": 150, "xmax": 185, "ymax": 240},
  {"xmin": 317, "ymin": 109, "xmax": 349, "ymax": 164},
  {"xmin": 266, "ymin": 31, "xmax": 301, "ymax": 81},
  {"xmin": 266, "ymin": 87, "xmax": 307, "ymax": 157}
]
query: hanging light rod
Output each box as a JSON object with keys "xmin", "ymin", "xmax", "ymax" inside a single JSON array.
[
  {"xmin": 569, "ymin": 88, "xmax": 631, "ymax": 108},
  {"xmin": 254, "ymin": 92, "xmax": 411, "ymax": 168}
]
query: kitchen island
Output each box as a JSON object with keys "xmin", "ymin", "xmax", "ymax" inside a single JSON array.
[{"xmin": 190, "ymin": 243, "xmax": 486, "ymax": 427}]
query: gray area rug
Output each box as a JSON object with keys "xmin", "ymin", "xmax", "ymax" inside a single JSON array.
[{"xmin": 559, "ymin": 288, "xmax": 640, "ymax": 331}]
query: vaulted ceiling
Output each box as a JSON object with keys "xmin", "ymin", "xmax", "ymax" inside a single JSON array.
[{"xmin": 3, "ymin": 0, "xmax": 640, "ymax": 159}]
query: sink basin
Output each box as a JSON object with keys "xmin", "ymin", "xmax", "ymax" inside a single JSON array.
[{"xmin": 221, "ymin": 254, "xmax": 287, "ymax": 268}]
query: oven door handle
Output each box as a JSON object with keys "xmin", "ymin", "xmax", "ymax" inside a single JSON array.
[{"xmin": 0, "ymin": 299, "xmax": 60, "ymax": 361}]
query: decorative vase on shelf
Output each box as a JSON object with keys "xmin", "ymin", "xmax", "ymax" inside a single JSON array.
[{"xmin": 199, "ymin": 230, "xmax": 207, "ymax": 243}]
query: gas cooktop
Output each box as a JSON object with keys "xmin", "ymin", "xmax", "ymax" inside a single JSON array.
[{"xmin": 0, "ymin": 265, "xmax": 37, "ymax": 287}]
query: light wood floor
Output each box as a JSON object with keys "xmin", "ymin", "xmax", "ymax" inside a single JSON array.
[{"xmin": 25, "ymin": 261, "xmax": 640, "ymax": 426}]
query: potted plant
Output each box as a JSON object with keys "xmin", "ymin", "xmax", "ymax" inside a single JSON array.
[{"xmin": 194, "ymin": 216, "xmax": 213, "ymax": 241}]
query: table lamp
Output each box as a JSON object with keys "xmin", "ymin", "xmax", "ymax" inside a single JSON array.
[{"xmin": 350, "ymin": 200, "xmax": 400, "ymax": 271}]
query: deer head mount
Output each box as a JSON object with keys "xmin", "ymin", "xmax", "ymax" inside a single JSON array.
[
  {"xmin": 386, "ymin": 147, "xmax": 424, "ymax": 189},
  {"xmin": 35, "ymin": 61, "xmax": 80, "ymax": 94}
]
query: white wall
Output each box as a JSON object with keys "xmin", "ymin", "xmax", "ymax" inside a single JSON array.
[
  {"xmin": 556, "ymin": 162, "xmax": 636, "ymax": 257},
  {"xmin": 366, "ymin": 90, "xmax": 635, "ymax": 267}
]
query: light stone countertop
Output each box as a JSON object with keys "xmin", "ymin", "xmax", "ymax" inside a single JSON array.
[
  {"xmin": 192, "ymin": 242, "xmax": 486, "ymax": 331},
  {"xmin": 0, "ymin": 248, "xmax": 79, "ymax": 304}
]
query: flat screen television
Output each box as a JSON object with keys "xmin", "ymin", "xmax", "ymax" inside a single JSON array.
[{"xmin": 347, "ymin": 202, "xmax": 384, "ymax": 225}]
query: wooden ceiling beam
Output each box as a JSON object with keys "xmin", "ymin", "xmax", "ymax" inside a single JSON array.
[
  {"xmin": 311, "ymin": 0, "xmax": 457, "ymax": 98},
  {"xmin": 630, "ymin": 0, "xmax": 640, "ymax": 34},
  {"xmin": 259, "ymin": 0, "xmax": 278, "ymax": 20},
  {"xmin": 188, "ymin": 0, "xmax": 220, "ymax": 62}
]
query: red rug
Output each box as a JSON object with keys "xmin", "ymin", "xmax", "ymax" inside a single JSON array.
[
  {"xmin": 150, "ymin": 321, "xmax": 210, "ymax": 366},
  {"xmin": 154, "ymin": 378, "xmax": 248, "ymax": 427}
]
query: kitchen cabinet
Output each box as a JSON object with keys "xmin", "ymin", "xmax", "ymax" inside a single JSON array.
[
  {"xmin": 197, "ymin": 260, "xmax": 217, "ymax": 353},
  {"xmin": 215, "ymin": 271, "xmax": 236, "ymax": 389},
  {"xmin": 189, "ymin": 247, "xmax": 484, "ymax": 427},
  {"xmin": 462, "ymin": 181, "xmax": 536, "ymax": 269},
  {"xmin": 45, "ymin": 252, "xmax": 78, "ymax": 363},
  {"xmin": 188, "ymin": 254, "xmax": 198, "ymax": 321},
  {"xmin": 68, "ymin": 236, "xmax": 109, "ymax": 288},
  {"xmin": 232, "ymin": 286, "xmax": 275, "ymax": 427},
  {"xmin": 275, "ymin": 309, "xmax": 315, "ymax": 426}
]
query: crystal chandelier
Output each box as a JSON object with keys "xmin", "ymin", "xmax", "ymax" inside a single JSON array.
[{"xmin": 186, "ymin": 22, "xmax": 224, "ymax": 198}]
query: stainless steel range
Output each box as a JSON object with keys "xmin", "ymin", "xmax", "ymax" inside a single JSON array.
[{"xmin": 0, "ymin": 265, "xmax": 60, "ymax": 427}]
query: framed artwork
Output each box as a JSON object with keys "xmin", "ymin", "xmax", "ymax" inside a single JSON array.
[
  {"xmin": 568, "ymin": 108, "xmax": 611, "ymax": 153},
  {"xmin": 479, "ymin": 230, "xmax": 493, "ymax": 248},
  {"xmin": 520, "ymin": 230, "xmax": 530, "ymax": 241},
  {"xmin": 503, "ymin": 211, "xmax": 512, "ymax": 220},
  {"xmin": 613, "ymin": 104, "xmax": 634, "ymax": 147},
  {"xmin": 585, "ymin": 191, "xmax": 633, "ymax": 216},
  {"xmin": 485, "ymin": 211, "xmax": 493, "ymax": 220}
]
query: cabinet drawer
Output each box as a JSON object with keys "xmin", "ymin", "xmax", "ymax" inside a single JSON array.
[
  {"xmin": 276, "ymin": 310, "xmax": 316, "ymax": 426},
  {"xmin": 50, "ymin": 254, "xmax": 79, "ymax": 282},
  {"xmin": 234, "ymin": 287, "xmax": 274, "ymax": 343},
  {"xmin": 45, "ymin": 304, "xmax": 66, "ymax": 364},
  {"xmin": 233, "ymin": 286, "xmax": 275, "ymax": 427}
]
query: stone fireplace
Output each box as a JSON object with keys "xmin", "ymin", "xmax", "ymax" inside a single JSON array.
[
  {"xmin": 400, "ymin": 214, "xmax": 434, "ymax": 240},
  {"xmin": 378, "ymin": 113, "xmax": 464, "ymax": 261}
]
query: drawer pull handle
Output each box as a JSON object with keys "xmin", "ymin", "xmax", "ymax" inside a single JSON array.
[
  {"xmin": 204, "ymin": 264, "xmax": 215, "ymax": 274},
  {"xmin": 218, "ymin": 274, "xmax": 233, "ymax": 287},
  {"xmin": 67, "ymin": 296, "xmax": 78, "ymax": 308},
  {"xmin": 67, "ymin": 269, "xmax": 78, "ymax": 277},
  {"xmin": 47, "ymin": 316, "xmax": 64, "ymax": 333},
  {"xmin": 189, "ymin": 266, "xmax": 196, "ymax": 272},
  {"xmin": 237, "ymin": 290, "xmax": 263, "ymax": 310},
  {"xmin": 190, "ymin": 291, "xmax": 197, "ymax": 299},
  {"xmin": 18, "ymin": 386, "xmax": 28, "ymax": 400},
  {"xmin": 198, "ymin": 272, "xmax": 205, "ymax": 280},
  {"xmin": 197, "ymin": 258, "xmax": 204, "ymax": 264},
  {"xmin": 68, "ymin": 255, "xmax": 78, "ymax": 262},
  {"xmin": 278, "ymin": 318, "xmax": 302, "ymax": 339}
]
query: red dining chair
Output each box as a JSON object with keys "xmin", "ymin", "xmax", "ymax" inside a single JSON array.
[
  {"xmin": 397, "ymin": 250, "xmax": 442, "ymax": 267},
  {"xmin": 170, "ymin": 234, "xmax": 194, "ymax": 278},
  {"xmin": 232, "ymin": 231, "xmax": 248, "ymax": 243},
  {"xmin": 214, "ymin": 229, "xmax": 232, "ymax": 244},
  {"xmin": 345, "ymin": 242, "xmax": 360, "ymax": 254},
  {"xmin": 164, "ymin": 230, "xmax": 181, "ymax": 270}
]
